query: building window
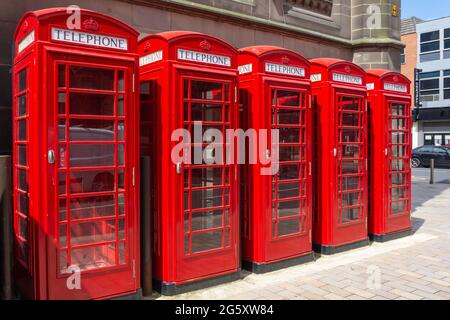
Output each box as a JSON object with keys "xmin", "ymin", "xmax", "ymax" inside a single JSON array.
[
  {"xmin": 444, "ymin": 29, "xmax": 450, "ymax": 59},
  {"xmin": 400, "ymin": 48, "xmax": 406, "ymax": 65},
  {"xmin": 420, "ymin": 31, "xmax": 440, "ymax": 62},
  {"xmin": 420, "ymin": 71, "xmax": 440, "ymax": 102},
  {"xmin": 443, "ymin": 70, "xmax": 450, "ymax": 99},
  {"xmin": 286, "ymin": 0, "xmax": 334, "ymax": 17}
]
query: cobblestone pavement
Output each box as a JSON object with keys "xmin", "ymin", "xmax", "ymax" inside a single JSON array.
[{"xmin": 155, "ymin": 168, "xmax": 450, "ymax": 300}]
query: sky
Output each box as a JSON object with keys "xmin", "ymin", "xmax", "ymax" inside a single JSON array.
[{"xmin": 402, "ymin": 0, "xmax": 450, "ymax": 20}]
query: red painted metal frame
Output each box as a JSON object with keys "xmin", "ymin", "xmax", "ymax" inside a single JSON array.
[
  {"xmin": 366, "ymin": 70, "xmax": 412, "ymax": 238},
  {"xmin": 12, "ymin": 8, "xmax": 140, "ymax": 300},
  {"xmin": 310, "ymin": 58, "xmax": 369, "ymax": 251},
  {"xmin": 138, "ymin": 32, "xmax": 239, "ymax": 288},
  {"xmin": 238, "ymin": 46, "xmax": 313, "ymax": 267}
]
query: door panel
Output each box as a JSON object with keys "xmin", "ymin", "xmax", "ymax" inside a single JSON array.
[
  {"xmin": 334, "ymin": 93, "xmax": 367, "ymax": 244},
  {"xmin": 266, "ymin": 83, "xmax": 311, "ymax": 262},
  {"xmin": 177, "ymin": 73, "xmax": 238, "ymax": 282},
  {"xmin": 47, "ymin": 54, "xmax": 136, "ymax": 299}
]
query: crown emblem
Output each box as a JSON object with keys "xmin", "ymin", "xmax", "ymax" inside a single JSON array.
[
  {"xmin": 143, "ymin": 41, "xmax": 152, "ymax": 52},
  {"xmin": 345, "ymin": 65, "xmax": 351, "ymax": 73},
  {"xmin": 83, "ymin": 17, "xmax": 99, "ymax": 32},
  {"xmin": 200, "ymin": 40, "xmax": 212, "ymax": 51},
  {"xmin": 281, "ymin": 56, "xmax": 290, "ymax": 64},
  {"xmin": 393, "ymin": 75, "xmax": 399, "ymax": 82}
]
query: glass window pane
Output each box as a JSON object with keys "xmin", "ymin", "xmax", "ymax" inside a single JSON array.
[
  {"xmin": 279, "ymin": 146, "xmax": 300, "ymax": 162},
  {"xmin": 19, "ymin": 69, "xmax": 27, "ymax": 92},
  {"xmin": 191, "ymin": 188, "xmax": 223, "ymax": 210},
  {"xmin": 191, "ymin": 230, "xmax": 222, "ymax": 253},
  {"xmin": 420, "ymin": 71, "xmax": 440, "ymax": 79},
  {"xmin": 278, "ymin": 164, "xmax": 300, "ymax": 181},
  {"xmin": 421, "ymin": 31, "xmax": 439, "ymax": 42},
  {"xmin": 279, "ymin": 128, "xmax": 300, "ymax": 143},
  {"xmin": 69, "ymin": 119, "xmax": 114, "ymax": 142},
  {"xmin": 118, "ymin": 95, "xmax": 124, "ymax": 116},
  {"xmin": 70, "ymin": 93, "xmax": 114, "ymax": 116},
  {"xmin": 18, "ymin": 95, "xmax": 26, "ymax": 116},
  {"xmin": 340, "ymin": 176, "xmax": 360, "ymax": 191},
  {"xmin": 392, "ymin": 201, "xmax": 405, "ymax": 215},
  {"xmin": 191, "ymin": 210, "xmax": 223, "ymax": 231},
  {"xmin": 59, "ymin": 224, "xmax": 67, "ymax": 248},
  {"xmin": 118, "ymin": 194, "xmax": 125, "ymax": 215},
  {"xmin": 420, "ymin": 52, "xmax": 440, "ymax": 62},
  {"xmin": 191, "ymin": 81, "xmax": 223, "ymax": 100},
  {"xmin": 69, "ymin": 144, "xmax": 114, "ymax": 167},
  {"xmin": 19, "ymin": 218, "xmax": 28, "ymax": 239},
  {"xmin": 69, "ymin": 66, "xmax": 114, "ymax": 91},
  {"xmin": 421, "ymin": 41, "xmax": 440, "ymax": 53},
  {"xmin": 277, "ymin": 182, "xmax": 300, "ymax": 199},
  {"xmin": 342, "ymin": 144, "xmax": 360, "ymax": 158},
  {"xmin": 118, "ymin": 121, "xmax": 125, "ymax": 142},
  {"xmin": 191, "ymin": 103, "xmax": 223, "ymax": 122},
  {"xmin": 420, "ymin": 79, "xmax": 439, "ymax": 90},
  {"xmin": 58, "ymin": 65, "xmax": 66, "ymax": 88},
  {"xmin": 277, "ymin": 218, "xmax": 300, "ymax": 236},
  {"xmin": 18, "ymin": 145, "xmax": 27, "ymax": 166},
  {"xmin": 17, "ymin": 241, "xmax": 28, "ymax": 265},
  {"xmin": 18, "ymin": 169, "xmax": 28, "ymax": 192},
  {"xmin": 70, "ymin": 243, "xmax": 116, "ymax": 271},
  {"xmin": 341, "ymin": 207, "xmax": 359, "ymax": 223},
  {"xmin": 119, "ymin": 242, "xmax": 126, "ymax": 264},
  {"xmin": 274, "ymin": 110, "xmax": 300, "ymax": 125},
  {"xmin": 341, "ymin": 129, "xmax": 360, "ymax": 143},
  {"xmin": 70, "ymin": 169, "xmax": 115, "ymax": 193},
  {"xmin": 340, "ymin": 160, "xmax": 360, "ymax": 174},
  {"xmin": 118, "ymin": 144, "xmax": 125, "ymax": 166},
  {"xmin": 118, "ymin": 71, "xmax": 124, "ymax": 92},
  {"xmin": 342, "ymin": 192, "xmax": 360, "ymax": 207},
  {"xmin": 18, "ymin": 120, "xmax": 26, "ymax": 141},
  {"xmin": 275, "ymin": 90, "xmax": 300, "ymax": 107},
  {"xmin": 70, "ymin": 195, "xmax": 115, "ymax": 220},
  {"xmin": 277, "ymin": 200, "xmax": 300, "ymax": 217},
  {"xmin": 58, "ymin": 93, "xmax": 66, "ymax": 114},
  {"xmin": 59, "ymin": 198, "xmax": 67, "ymax": 221},
  {"xmin": 18, "ymin": 193, "xmax": 29, "ymax": 216},
  {"xmin": 191, "ymin": 167, "xmax": 223, "ymax": 188},
  {"xmin": 70, "ymin": 219, "xmax": 116, "ymax": 246}
]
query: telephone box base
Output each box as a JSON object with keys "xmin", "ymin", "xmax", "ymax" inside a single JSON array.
[
  {"xmin": 242, "ymin": 252, "xmax": 315, "ymax": 274},
  {"xmin": 313, "ymin": 238, "xmax": 370, "ymax": 255},
  {"xmin": 153, "ymin": 270, "xmax": 241, "ymax": 296},
  {"xmin": 369, "ymin": 228, "xmax": 412, "ymax": 243},
  {"xmin": 109, "ymin": 289, "xmax": 143, "ymax": 300}
]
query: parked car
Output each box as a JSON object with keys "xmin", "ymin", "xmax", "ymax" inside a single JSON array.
[{"xmin": 412, "ymin": 145, "xmax": 450, "ymax": 168}]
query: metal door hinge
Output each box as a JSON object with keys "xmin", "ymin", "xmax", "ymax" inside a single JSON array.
[
  {"xmin": 309, "ymin": 161, "xmax": 312, "ymax": 176},
  {"xmin": 309, "ymin": 95, "xmax": 312, "ymax": 108},
  {"xmin": 235, "ymin": 86, "xmax": 238, "ymax": 103},
  {"xmin": 132, "ymin": 259, "xmax": 136, "ymax": 278},
  {"xmin": 385, "ymin": 148, "xmax": 388, "ymax": 156},
  {"xmin": 132, "ymin": 73, "xmax": 135, "ymax": 93},
  {"xmin": 333, "ymin": 148, "xmax": 337, "ymax": 157},
  {"xmin": 365, "ymin": 218, "xmax": 368, "ymax": 229},
  {"xmin": 132, "ymin": 167, "xmax": 135, "ymax": 186},
  {"xmin": 309, "ymin": 230, "xmax": 312, "ymax": 243}
]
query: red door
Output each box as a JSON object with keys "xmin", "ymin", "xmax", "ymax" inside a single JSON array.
[
  {"xmin": 386, "ymin": 100, "xmax": 411, "ymax": 233},
  {"xmin": 266, "ymin": 82, "xmax": 311, "ymax": 262},
  {"xmin": 46, "ymin": 53, "xmax": 137, "ymax": 299},
  {"xmin": 333, "ymin": 91, "xmax": 367, "ymax": 244},
  {"xmin": 175, "ymin": 71, "xmax": 238, "ymax": 282}
]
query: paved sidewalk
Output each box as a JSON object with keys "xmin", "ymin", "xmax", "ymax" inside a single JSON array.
[{"xmin": 155, "ymin": 168, "xmax": 450, "ymax": 300}]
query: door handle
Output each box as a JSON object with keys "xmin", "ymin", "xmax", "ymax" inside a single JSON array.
[
  {"xmin": 176, "ymin": 163, "xmax": 182, "ymax": 174},
  {"xmin": 265, "ymin": 149, "xmax": 271, "ymax": 160},
  {"xmin": 48, "ymin": 150, "xmax": 55, "ymax": 164}
]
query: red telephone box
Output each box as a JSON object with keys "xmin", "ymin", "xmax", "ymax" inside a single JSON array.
[
  {"xmin": 310, "ymin": 58, "xmax": 369, "ymax": 254},
  {"xmin": 12, "ymin": 8, "xmax": 140, "ymax": 300},
  {"xmin": 139, "ymin": 32, "xmax": 240, "ymax": 295},
  {"xmin": 238, "ymin": 46, "xmax": 313, "ymax": 273},
  {"xmin": 366, "ymin": 70, "xmax": 412, "ymax": 242}
]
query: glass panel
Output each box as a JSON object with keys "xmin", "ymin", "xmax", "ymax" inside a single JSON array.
[
  {"xmin": 191, "ymin": 81, "xmax": 222, "ymax": 100},
  {"xmin": 277, "ymin": 200, "xmax": 300, "ymax": 218},
  {"xmin": 58, "ymin": 93, "xmax": 66, "ymax": 114},
  {"xmin": 58, "ymin": 119, "xmax": 66, "ymax": 141},
  {"xmin": 70, "ymin": 170, "xmax": 115, "ymax": 193},
  {"xmin": 191, "ymin": 167, "xmax": 223, "ymax": 188},
  {"xmin": 18, "ymin": 169, "xmax": 28, "ymax": 192},
  {"xmin": 278, "ymin": 164, "xmax": 300, "ymax": 181},
  {"xmin": 392, "ymin": 201, "xmax": 405, "ymax": 215},
  {"xmin": 341, "ymin": 207, "xmax": 359, "ymax": 223},
  {"xmin": 118, "ymin": 144, "xmax": 125, "ymax": 166},
  {"xmin": 276, "ymin": 90, "xmax": 300, "ymax": 107},
  {"xmin": 70, "ymin": 195, "xmax": 116, "ymax": 220},
  {"xmin": 119, "ymin": 242, "xmax": 126, "ymax": 264},
  {"xmin": 70, "ymin": 219, "xmax": 116, "ymax": 246},
  {"xmin": 277, "ymin": 182, "xmax": 300, "ymax": 199},
  {"xmin": 58, "ymin": 65, "xmax": 66, "ymax": 88},
  {"xmin": 119, "ymin": 218, "xmax": 125, "ymax": 240},
  {"xmin": 341, "ymin": 97, "xmax": 360, "ymax": 111},
  {"xmin": 279, "ymin": 128, "xmax": 300, "ymax": 143},
  {"xmin": 118, "ymin": 121, "xmax": 125, "ymax": 141},
  {"xmin": 70, "ymin": 243, "xmax": 116, "ymax": 271},
  {"xmin": 18, "ymin": 145, "xmax": 27, "ymax": 166},
  {"xmin": 191, "ymin": 210, "xmax": 223, "ymax": 231},
  {"xmin": 60, "ymin": 251, "xmax": 68, "ymax": 274},
  {"xmin": 18, "ymin": 193, "xmax": 29, "ymax": 216},
  {"xmin": 421, "ymin": 31, "xmax": 439, "ymax": 42},
  {"xmin": 69, "ymin": 66, "xmax": 114, "ymax": 91},
  {"xmin": 118, "ymin": 169, "xmax": 125, "ymax": 191},
  {"xmin": 69, "ymin": 119, "xmax": 114, "ymax": 141},
  {"xmin": 342, "ymin": 112, "xmax": 359, "ymax": 127},
  {"xmin": 340, "ymin": 160, "xmax": 360, "ymax": 174},
  {"xmin": 277, "ymin": 218, "xmax": 300, "ymax": 236},
  {"xmin": 392, "ymin": 174, "xmax": 406, "ymax": 186},
  {"xmin": 191, "ymin": 230, "xmax": 222, "ymax": 253},
  {"xmin": 191, "ymin": 188, "xmax": 223, "ymax": 209},
  {"xmin": 274, "ymin": 110, "xmax": 300, "ymax": 125},
  {"xmin": 59, "ymin": 224, "xmax": 67, "ymax": 248},
  {"xmin": 279, "ymin": 146, "xmax": 300, "ymax": 162},
  {"xmin": 340, "ymin": 176, "xmax": 360, "ymax": 191},
  {"xmin": 341, "ymin": 192, "xmax": 360, "ymax": 207},
  {"xmin": 18, "ymin": 120, "xmax": 26, "ymax": 141},
  {"xmin": 19, "ymin": 218, "xmax": 28, "ymax": 239},
  {"xmin": 18, "ymin": 95, "xmax": 26, "ymax": 116},
  {"xmin": 17, "ymin": 241, "xmax": 28, "ymax": 265},
  {"xmin": 118, "ymin": 71, "xmax": 124, "ymax": 92},
  {"xmin": 391, "ymin": 159, "xmax": 405, "ymax": 171},
  {"xmin": 58, "ymin": 171, "xmax": 66, "ymax": 194},
  {"xmin": 341, "ymin": 129, "xmax": 360, "ymax": 143},
  {"xmin": 118, "ymin": 95, "xmax": 124, "ymax": 116},
  {"xmin": 69, "ymin": 144, "xmax": 114, "ymax": 167},
  {"xmin": 70, "ymin": 93, "xmax": 114, "ymax": 116},
  {"xmin": 19, "ymin": 69, "xmax": 27, "ymax": 92},
  {"xmin": 118, "ymin": 194, "xmax": 125, "ymax": 215},
  {"xmin": 392, "ymin": 187, "xmax": 406, "ymax": 201},
  {"xmin": 191, "ymin": 103, "xmax": 223, "ymax": 122},
  {"xmin": 421, "ymin": 41, "xmax": 440, "ymax": 53},
  {"xmin": 342, "ymin": 144, "xmax": 360, "ymax": 158},
  {"xmin": 59, "ymin": 198, "xmax": 67, "ymax": 221}
]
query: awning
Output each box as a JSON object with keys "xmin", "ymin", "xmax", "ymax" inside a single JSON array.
[{"xmin": 413, "ymin": 107, "xmax": 450, "ymax": 122}]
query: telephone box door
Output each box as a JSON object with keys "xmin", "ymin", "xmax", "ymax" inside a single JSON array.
[
  {"xmin": 47, "ymin": 53, "xmax": 137, "ymax": 299},
  {"xmin": 386, "ymin": 100, "xmax": 411, "ymax": 233},
  {"xmin": 265, "ymin": 82, "xmax": 311, "ymax": 261},
  {"xmin": 176, "ymin": 71, "xmax": 238, "ymax": 282},
  {"xmin": 333, "ymin": 90, "xmax": 367, "ymax": 243}
]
